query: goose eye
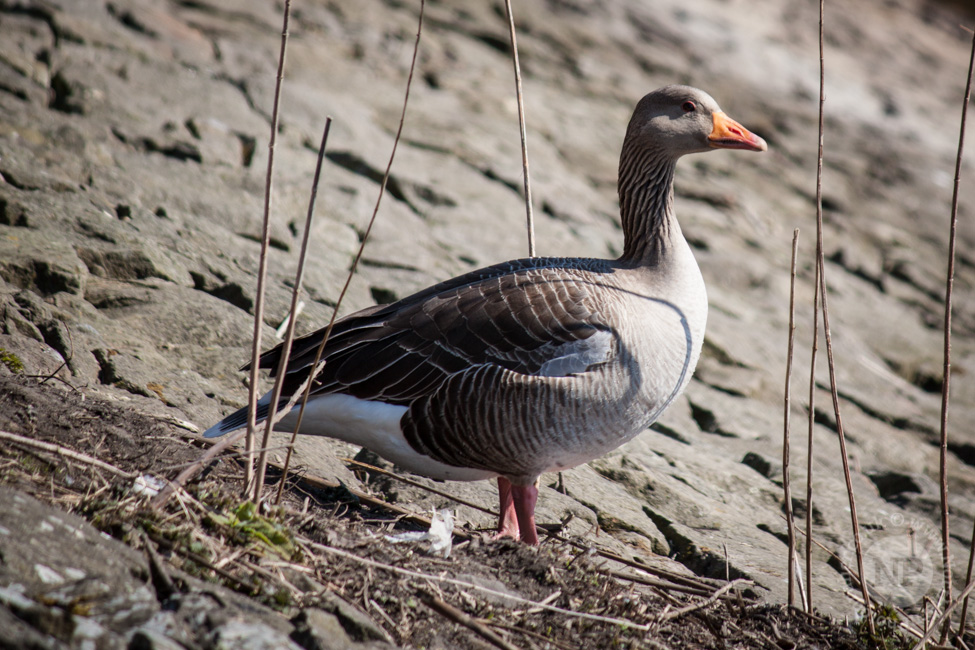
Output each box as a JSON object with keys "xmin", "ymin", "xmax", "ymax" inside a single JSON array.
[{"xmin": 681, "ymin": 101, "xmax": 696, "ymax": 113}]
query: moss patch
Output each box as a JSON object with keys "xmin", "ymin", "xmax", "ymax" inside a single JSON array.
[{"xmin": 0, "ymin": 349, "xmax": 25, "ymax": 374}]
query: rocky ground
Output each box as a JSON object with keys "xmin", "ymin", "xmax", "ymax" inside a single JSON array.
[{"xmin": 2, "ymin": 0, "xmax": 975, "ymax": 647}]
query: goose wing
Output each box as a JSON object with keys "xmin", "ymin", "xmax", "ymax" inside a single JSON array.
[{"xmin": 260, "ymin": 258, "xmax": 617, "ymax": 405}]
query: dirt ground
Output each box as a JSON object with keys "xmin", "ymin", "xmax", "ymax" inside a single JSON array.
[{"xmin": 0, "ymin": 372, "xmax": 895, "ymax": 649}]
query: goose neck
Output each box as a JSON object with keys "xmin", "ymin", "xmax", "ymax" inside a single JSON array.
[{"xmin": 617, "ymin": 146, "xmax": 679, "ymax": 264}]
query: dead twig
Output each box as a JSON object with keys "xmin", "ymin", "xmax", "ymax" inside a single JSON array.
[
  {"xmin": 26, "ymin": 372, "xmax": 78, "ymax": 392},
  {"xmin": 658, "ymin": 579, "xmax": 751, "ymax": 622},
  {"xmin": 283, "ymin": 464, "xmax": 474, "ymax": 539},
  {"xmin": 606, "ymin": 569, "xmax": 748, "ymax": 601},
  {"xmin": 484, "ymin": 621, "xmax": 577, "ymax": 650},
  {"xmin": 420, "ymin": 589, "xmax": 524, "ymax": 650},
  {"xmin": 912, "ymin": 577, "xmax": 975, "ymax": 650},
  {"xmin": 843, "ymin": 590, "xmax": 924, "ymax": 640},
  {"xmin": 552, "ymin": 536, "xmax": 725, "ymax": 594},
  {"xmin": 253, "ymin": 116, "xmax": 333, "ymax": 506},
  {"xmin": 142, "ymin": 533, "xmax": 177, "ymax": 602},
  {"xmin": 0, "ymin": 429, "xmax": 136, "ymax": 479},
  {"xmin": 245, "ymin": 0, "xmax": 294, "ymax": 493},
  {"xmin": 501, "ymin": 0, "xmax": 535, "ymax": 257},
  {"xmin": 272, "ymin": 119, "xmax": 333, "ymax": 507},
  {"xmin": 339, "ymin": 457, "xmax": 499, "ymax": 517},
  {"xmin": 953, "ymin": 24, "xmax": 975, "ymax": 645},
  {"xmin": 35, "ymin": 317, "xmax": 73, "ymax": 388},
  {"xmin": 146, "ymin": 531, "xmax": 257, "ymax": 594},
  {"xmin": 784, "ymin": 230, "xmax": 800, "ymax": 608},
  {"xmin": 150, "ymin": 429, "xmax": 246, "ymax": 510},
  {"xmin": 300, "ymin": 536, "xmax": 654, "ymax": 630},
  {"xmin": 811, "ymin": 0, "xmax": 874, "ymax": 634}
]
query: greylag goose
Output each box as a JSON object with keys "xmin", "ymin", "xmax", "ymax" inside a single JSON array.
[{"xmin": 204, "ymin": 85, "xmax": 766, "ymax": 545}]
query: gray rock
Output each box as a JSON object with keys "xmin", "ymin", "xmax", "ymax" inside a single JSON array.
[
  {"xmin": 129, "ymin": 628, "xmax": 188, "ymax": 650},
  {"xmin": 210, "ymin": 620, "xmax": 304, "ymax": 650},
  {"xmin": 314, "ymin": 593, "xmax": 393, "ymax": 645},
  {"xmin": 0, "ymin": 487, "xmax": 326, "ymax": 650},
  {"xmin": 0, "ymin": 602, "xmax": 65, "ymax": 650},
  {"xmin": 0, "ymin": 487, "xmax": 154, "ymax": 647}
]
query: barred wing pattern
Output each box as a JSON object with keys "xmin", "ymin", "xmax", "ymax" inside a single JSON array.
[{"xmin": 259, "ymin": 257, "xmax": 617, "ymax": 410}]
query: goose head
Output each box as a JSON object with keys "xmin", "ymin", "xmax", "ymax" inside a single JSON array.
[{"xmin": 625, "ymin": 85, "xmax": 767, "ymax": 159}]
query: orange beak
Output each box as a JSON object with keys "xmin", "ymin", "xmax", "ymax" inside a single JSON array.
[{"xmin": 708, "ymin": 111, "xmax": 767, "ymax": 152}]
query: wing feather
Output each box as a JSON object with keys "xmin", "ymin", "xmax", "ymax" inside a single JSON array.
[{"xmin": 261, "ymin": 257, "xmax": 618, "ymax": 405}]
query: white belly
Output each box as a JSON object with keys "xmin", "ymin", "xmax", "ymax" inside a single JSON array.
[{"xmin": 276, "ymin": 393, "xmax": 498, "ymax": 482}]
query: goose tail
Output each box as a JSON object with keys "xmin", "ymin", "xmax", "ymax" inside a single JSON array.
[{"xmin": 203, "ymin": 391, "xmax": 277, "ymax": 438}]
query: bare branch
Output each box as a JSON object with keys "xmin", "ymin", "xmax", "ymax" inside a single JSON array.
[{"xmin": 0, "ymin": 429, "xmax": 136, "ymax": 479}]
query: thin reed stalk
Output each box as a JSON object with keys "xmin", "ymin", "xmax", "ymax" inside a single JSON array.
[
  {"xmin": 249, "ymin": 118, "xmax": 333, "ymax": 505},
  {"xmin": 812, "ymin": 0, "xmax": 874, "ymax": 633},
  {"xmin": 501, "ymin": 0, "xmax": 535, "ymax": 257},
  {"xmin": 784, "ymin": 229, "xmax": 800, "ymax": 607},
  {"xmin": 951, "ymin": 25, "xmax": 975, "ymax": 644},
  {"xmin": 804, "ymin": 7, "xmax": 827, "ymax": 616},
  {"xmin": 245, "ymin": 0, "xmax": 292, "ymax": 494},
  {"xmin": 805, "ymin": 257, "xmax": 819, "ymax": 615},
  {"xmin": 287, "ymin": 0, "xmax": 426, "ymax": 443},
  {"xmin": 814, "ymin": 1, "xmax": 873, "ymax": 633},
  {"xmin": 272, "ymin": 120, "xmax": 334, "ymax": 506}
]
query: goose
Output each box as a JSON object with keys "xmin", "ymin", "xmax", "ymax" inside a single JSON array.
[{"xmin": 204, "ymin": 85, "xmax": 766, "ymax": 545}]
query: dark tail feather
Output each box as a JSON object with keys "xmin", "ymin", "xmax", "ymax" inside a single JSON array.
[{"xmin": 202, "ymin": 400, "xmax": 274, "ymax": 438}]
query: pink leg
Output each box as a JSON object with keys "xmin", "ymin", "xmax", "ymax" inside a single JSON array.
[
  {"xmin": 511, "ymin": 482, "xmax": 539, "ymax": 545},
  {"xmin": 494, "ymin": 477, "xmax": 520, "ymax": 539}
]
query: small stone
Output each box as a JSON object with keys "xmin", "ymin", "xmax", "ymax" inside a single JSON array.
[
  {"xmin": 314, "ymin": 593, "xmax": 392, "ymax": 644},
  {"xmin": 210, "ymin": 620, "xmax": 304, "ymax": 650},
  {"xmin": 129, "ymin": 628, "xmax": 187, "ymax": 650},
  {"xmin": 290, "ymin": 609, "xmax": 356, "ymax": 650}
]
